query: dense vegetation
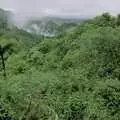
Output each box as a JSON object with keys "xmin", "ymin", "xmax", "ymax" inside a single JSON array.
[{"xmin": 0, "ymin": 10, "xmax": 120, "ymax": 120}]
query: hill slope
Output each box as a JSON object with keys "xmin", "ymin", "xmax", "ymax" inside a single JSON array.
[
  {"xmin": 0, "ymin": 11, "xmax": 120, "ymax": 120},
  {"xmin": 22, "ymin": 17, "xmax": 83, "ymax": 36}
]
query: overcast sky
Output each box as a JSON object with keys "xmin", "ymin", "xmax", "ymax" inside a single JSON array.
[{"xmin": 0, "ymin": 0, "xmax": 120, "ymax": 17}]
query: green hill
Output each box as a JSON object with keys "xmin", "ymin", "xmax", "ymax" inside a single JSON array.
[{"xmin": 0, "ymin": 10, "xmax": 120, "ymax": 120}]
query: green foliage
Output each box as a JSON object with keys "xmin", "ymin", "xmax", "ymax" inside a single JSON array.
[
  {"xmin": 0, "ymin": 12, "xmax": 120, "ymax": 120},
  {"xmin": 0, "ymin": 103, "xmax": 13, "ymax": 120}
]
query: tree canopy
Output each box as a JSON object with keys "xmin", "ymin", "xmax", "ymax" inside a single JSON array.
[{"xmin": 0, "ymin": 11, "xmax": 120, "ymax": 120}]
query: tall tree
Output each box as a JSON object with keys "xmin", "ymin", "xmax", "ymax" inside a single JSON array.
[
  {"xmin": 0, "ymin": 43, "xmax": 13, "ymax": 78},
  {"xmin": 116, "ymin": 14, "xmax": 120, "ymax": 26}
]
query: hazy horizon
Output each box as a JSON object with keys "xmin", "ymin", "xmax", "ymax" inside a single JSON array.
[
  {"xmin": 1, "ymin": 0, "xmax": 120, "ymax": 17},
  {"xmin": 1, "ymin": 0, "xmax": 120, "ymax": 26}
]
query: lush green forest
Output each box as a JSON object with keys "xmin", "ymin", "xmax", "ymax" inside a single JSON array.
[{"xmin": 0, "ymin": 9, "xmax": 120, "ymax": 120}]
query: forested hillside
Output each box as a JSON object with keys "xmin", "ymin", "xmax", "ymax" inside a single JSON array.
[
  {"xmin": 22, "ymin": 17, "xmax": 81, "ymax": 36},
  {"xmin": 0, "ymin": 9, "xmax": 120, "ymax": 120}
]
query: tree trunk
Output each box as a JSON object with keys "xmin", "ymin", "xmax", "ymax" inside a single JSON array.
[{"xmin": 1, "ymin": 54, "xmax": 6, "ymax": 78}]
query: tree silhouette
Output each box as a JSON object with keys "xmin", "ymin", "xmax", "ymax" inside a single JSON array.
[
  {"xmin": 0, "ymin": 43, "xmax": 13, "ymax": 78},
  {"xmin": 116, "ymin": 14, "xmax": 120, "ymax": 26}
]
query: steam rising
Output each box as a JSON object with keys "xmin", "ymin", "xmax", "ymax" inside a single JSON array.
[{"xmin": 12, "ymin": 10, "xmax": 47, "ymax": 27}]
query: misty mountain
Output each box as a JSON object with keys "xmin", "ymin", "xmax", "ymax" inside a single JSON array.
[
  {"xmin": 0, "ymin": 8, "xmax": 87, "ymax": 36},
  {"xmin": 22, "ymin": 17, "xmax": 81, "ymax": 36},
  {"xmin": 0, "ymin": 8, "xmax": 14, "ymax": 28}
]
